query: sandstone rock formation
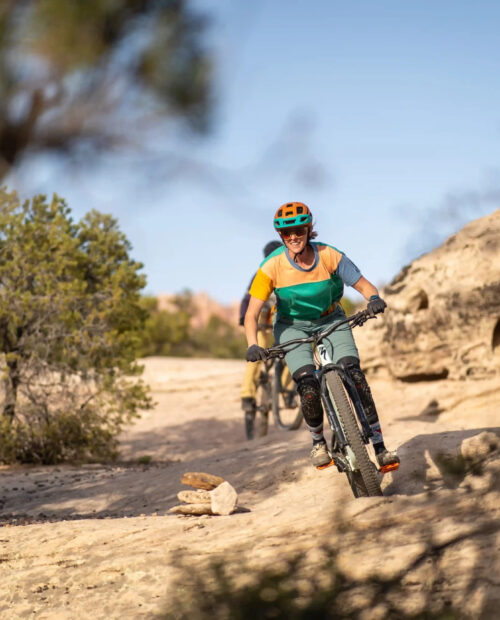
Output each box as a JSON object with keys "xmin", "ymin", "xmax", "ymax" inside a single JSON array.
[
  {"xmin": 169, "ymin": 473, "xmax": 239, "ymax": 516},
  {"xmin": 357, "ymin": 209, "xmax": 500, "ymax": 381}
]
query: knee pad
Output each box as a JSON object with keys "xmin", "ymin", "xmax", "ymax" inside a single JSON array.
[
  {"xmin": 293, "ymin": 366, "xmax": 323, "ymax": 427},
  {"xmin": 338, "ymin": 356, "xmax": 379, "ymax": 425},
  {"xmin": 241, "ymin": 397, "xmax": 256, "ymax": 413}
]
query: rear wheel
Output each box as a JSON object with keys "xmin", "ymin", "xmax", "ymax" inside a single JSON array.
[
  {"xmin": 325, "ymin": 371, "xmax": 382, "ymax": 497},
  {"xmin": 272, "ymin": 359, "xmax": 303, "ymax": 430}
]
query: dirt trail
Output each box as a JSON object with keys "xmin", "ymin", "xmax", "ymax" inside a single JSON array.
[{"xmin": 1, "ymin": 357, "xmax": 499, "ymax": 619}]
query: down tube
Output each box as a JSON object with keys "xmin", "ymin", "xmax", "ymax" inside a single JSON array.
[{"xmin": 317, "ymin": 344, "xmax": 346, "ymax": 447}]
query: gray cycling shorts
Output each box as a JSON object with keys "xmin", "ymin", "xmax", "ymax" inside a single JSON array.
[{"xmin": 273, "ymin": 306, "xmax": 359, "ymax": 377}]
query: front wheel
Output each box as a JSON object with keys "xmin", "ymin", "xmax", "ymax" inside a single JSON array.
[{"xmin": 325, "ymin": 371, "xmax": 382, "ymax": 498}]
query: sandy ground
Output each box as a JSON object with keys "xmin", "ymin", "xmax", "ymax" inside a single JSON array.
[{"xmin": 1, "ymin": 356, "xmax": 499, "ymax": 619}]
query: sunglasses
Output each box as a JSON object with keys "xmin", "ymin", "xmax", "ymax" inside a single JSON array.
[{"xmin": 280, "ymin": 226, "xmax": 308, "ymax": 239}]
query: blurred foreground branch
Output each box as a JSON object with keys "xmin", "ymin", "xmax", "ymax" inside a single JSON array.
[{"xmin": 0, "ymin": 0, "xmax": 213, "ymax": 180}]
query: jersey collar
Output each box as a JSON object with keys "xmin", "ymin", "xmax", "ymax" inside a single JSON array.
[{"xmin": 284, "ymin": 242, "xmax": 319, "ymax": 272}]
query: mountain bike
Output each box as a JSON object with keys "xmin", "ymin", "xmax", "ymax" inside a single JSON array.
[
  {"xmin": 253, "ymin": 356, "xmax": 303, "ymax": 438},
  {"xmin": 264, "ymin": 308, "xmax": 398, "ymax": 498}
]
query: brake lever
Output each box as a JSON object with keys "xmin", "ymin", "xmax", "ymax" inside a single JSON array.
[
  {"xmin": 352, "ymin": 312, "xmax": 376, "ymax": 327},
  {"xmin": 264, "ymin": 348, "xmax": 285, "ymax": 360},
  {"xmin": 351, "ymin": 314, "xmax": 366, "ymax": 327}
]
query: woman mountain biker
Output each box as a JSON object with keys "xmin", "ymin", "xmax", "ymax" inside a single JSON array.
[
  {"xmin": 239, "ymin": 240, "xmax": 285, "ymax": 439},
  {"xmin": 244, "ymin": 202, "xmax": 400, "ymax": 469}
]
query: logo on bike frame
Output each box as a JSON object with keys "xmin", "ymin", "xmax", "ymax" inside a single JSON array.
[{"xmin": 317, "ymin": 343, "xmax": 332, "ymax": 364}]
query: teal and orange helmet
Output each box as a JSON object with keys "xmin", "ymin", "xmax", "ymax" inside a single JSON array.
[{"xmin": 273, "ymin": 202, "xmax": 312, "ymax": 231}]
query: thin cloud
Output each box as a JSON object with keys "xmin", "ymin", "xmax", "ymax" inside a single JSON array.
[{"xmin": 402, "ymin": 174, "xmax": 500, "ymax": 261}]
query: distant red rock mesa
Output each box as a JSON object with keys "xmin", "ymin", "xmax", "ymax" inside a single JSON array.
[{"xmin": 157, "ymin": 292, "xmax": 240, "ymax": 330}]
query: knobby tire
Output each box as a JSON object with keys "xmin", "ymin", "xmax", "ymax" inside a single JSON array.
[{"xmin": 325, "ymin": 371, "xmax": 383, "ymax": 498}]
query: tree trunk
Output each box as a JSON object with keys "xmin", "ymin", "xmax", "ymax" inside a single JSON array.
[{"xmin": 3, "ymin": 357, "xmax": 19, "ymax": 421}]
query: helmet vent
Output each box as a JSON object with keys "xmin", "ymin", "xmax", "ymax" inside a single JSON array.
[{"xmin": 274, "ymin": 202, "xmax": 311, "ymax": 229}]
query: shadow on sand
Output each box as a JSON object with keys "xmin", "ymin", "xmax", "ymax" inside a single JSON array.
[
  {"xmin": 385, "ymin": 425, "xmax": 500, "ymax": 495},
  {"xmin": 0, "ymin": 415, "xmax": 310, "ymax": 525}
]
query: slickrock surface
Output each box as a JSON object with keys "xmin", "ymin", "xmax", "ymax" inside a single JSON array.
[{"xmin": 1, "ymin": 357, "xmax": 498, "ymax": 618}]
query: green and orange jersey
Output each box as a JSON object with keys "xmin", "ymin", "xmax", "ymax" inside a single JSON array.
[{"xmin": 249, "ymin": 242, "xmax": 362, "ymax": 321}]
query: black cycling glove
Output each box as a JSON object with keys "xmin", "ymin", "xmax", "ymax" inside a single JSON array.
[
  {"xmin": 246, "ymin": 345, "xmax": 267, "ymax": 362},
  {"xmin": 367, "ymin": 295, "xmax": 387, "ymax": 316}
]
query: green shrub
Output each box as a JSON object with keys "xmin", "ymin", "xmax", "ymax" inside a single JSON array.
[
  {"xmin": 138, "ymin": 295, "xmax": 191, "ymax": 357},
  {"xmin": 165, "ymin": 545, "xmax": 461, "ymax": 620},
  {"xmin": 0, "ymin": 189, "xmax": 152, "ymax": 464},
  {"xmin": 191, "ymin": 314, "xmax": 247, "ymax": 359},
  {"xmin": 138, "ymin": 292, "xmax": 246, "ymax": 359}
]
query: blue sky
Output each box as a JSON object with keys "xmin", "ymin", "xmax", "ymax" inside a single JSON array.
[{"xmin": 10, "ymin": 0, "xmax": 500, "ymax": 304}]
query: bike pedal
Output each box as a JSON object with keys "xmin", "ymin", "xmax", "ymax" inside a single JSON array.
[
  {"xmin": 316, "ymin": 459, "xmax": 335, "ymax": 470},
  {"xmin": 380, "ymin": 462, "xmax": 400, "ymax": 474}
]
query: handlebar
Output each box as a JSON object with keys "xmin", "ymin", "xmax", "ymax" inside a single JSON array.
[{"xmin": 263, "ymin": 307, "xmax": 377, "ymax": 360}]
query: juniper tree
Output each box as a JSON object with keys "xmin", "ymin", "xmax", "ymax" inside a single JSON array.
[
  {"xmin": 0, "ymin": 188, "xmax": 152, "ymax": 463},
  {"xmin": 138, "ymin": 296, "xmax": 192, "ymax": 357}
]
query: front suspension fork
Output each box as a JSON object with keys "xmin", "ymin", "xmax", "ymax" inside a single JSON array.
[{"xmin": 319, "ymin": 365, "xmax": 373, "ymax": 443}]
